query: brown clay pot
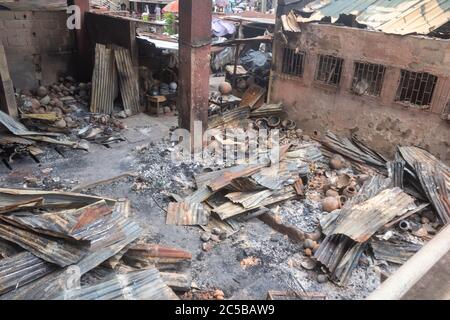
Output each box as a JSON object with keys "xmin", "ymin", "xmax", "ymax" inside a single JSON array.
[
  {"xmin": 329, "ymin": 154, "xmax": 346, "ymax": 170},
  {"xmin": 343, "ymin": 186, "xmax": 357, "ymax": 198},
  {"xmin": 218, "ymin": 82, "xmax": 232, "ymax": 95},
  {"xmin": 339, "ymin": 195, "xmax": 348, "ymax": 207},
  {"xmin": 326, "ymin": 189, "xmax": 340, "ymax": 198},
  {"xmin": 322, "ymin": 196, "xmax": 340, "ymax": 213}
]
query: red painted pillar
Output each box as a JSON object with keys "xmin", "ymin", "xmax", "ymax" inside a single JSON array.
[{"xmin": 178, "ymin": 0, "xmax": 212, "ymax": 132}]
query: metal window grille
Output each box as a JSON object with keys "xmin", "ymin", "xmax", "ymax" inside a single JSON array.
[
  {"xmin": 282, "ymin": 48, "xmax": 305, "ymax": 77},
  {"xmin": 352, "ymin": 62, "xmax": 386, "ymax": 96},
  {"xmin": 315, "ymin": 54, "xmax": 343, "ymax": 86},
  {"xmin": 395, "ymin": 70, "xmax": 438, "ymax": 107}
]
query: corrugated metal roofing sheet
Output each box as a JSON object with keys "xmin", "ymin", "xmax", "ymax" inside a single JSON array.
[{"xmin": 297, "ymin": 0, "xmax": 450, "ymax": 35}]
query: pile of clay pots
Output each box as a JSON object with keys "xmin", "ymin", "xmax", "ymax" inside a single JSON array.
[
  {"xmin": 309, "ymin": 154, "xmax": 368, "ymax": 213},
  {"xmin": 18, "ymin": 77, "xmax": 91, "ymax": 130}
]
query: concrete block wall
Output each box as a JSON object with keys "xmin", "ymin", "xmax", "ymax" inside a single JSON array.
[{"xmin": 0, "ymin": 10, "xmax": 75, "ymax": 89}]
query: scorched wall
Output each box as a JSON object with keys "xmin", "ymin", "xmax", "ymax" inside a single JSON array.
[{"xmin": 270, "ymin": 23, "xmax": 450, "ymax": 163}]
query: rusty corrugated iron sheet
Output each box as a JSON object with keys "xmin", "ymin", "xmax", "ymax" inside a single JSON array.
[
  {"xmin": 295, "ymin": 0, "xmax": 450, "ymax": 36},
  {"xmin": 0, "ymin": 221, "xmax": 89, "ymax": 267},
  {"xmin": 413, "ymin": 163, "xmax": 450, "ymax": 224},
  {"xmin": 0, "ymin": 188, "xmax": 116, "ymax": 210},
  {"xmin": 0, "ymin": 252, "xmax": 56, "ymax": 295},
  {"xmin": 398, "ymin": 146, "xmax": 450, "ymax": 190},
  {"xmin": 52, "ymin": 268, "xmax": 178, "ymax": 300},
  {"xmin": 332, "ymin": 188, "xmax": 416, "ymax": 242},
  {"xmin": 251, "ymin": 160, "xmax": 299, "ymax": 190},
  {"xmin": 90, "ymin": 43, "xmax": 117, "ymax": 115},
  {"xmin": 213, "ymin": 187, "xmax": 297, "ymax": 220},
  {"xmin": 225, "ymin": 190, "xmax": 274, "ymax": 209},
  {"xmin": 0, "ymin": 239, "xmax": 22, "ymax": 259},
  {"xmin": 114, "ymin": 47, "xmax": 140, "ymax": 115},
  {"xmin": 123, "ymin": 244, "xmax": 192, "ymax": 271},
  {"xmin": 166, "ymin": 202, "xmax": 209, "ymax": 226},
  {"xmin": 371, "ymin": 238, "xmax": 422, "ymax": 264},
  {"xmin": 0, "ymin": 200, "xmax": 112, "ymax": 242},
  {"xmin": 1, "ymin": 213, "xmax": 142, "ymax": 300}
]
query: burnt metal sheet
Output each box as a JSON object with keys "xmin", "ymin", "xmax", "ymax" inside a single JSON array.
[
  {"xmin": 413, "ymin": 163, "xmax": 450, "ymax": 224},
  {"xmin": 90, "ymin": 43, "xmax": 117, "ymax": 115},
  {"xmin": 0, "ymin": 110, "xmax": 58, "ymax": 137},
  {"xmin": 52, "ymin": 268, "xmax": 178, "ymax": 300},
  {"xmin": 1, "ymin": 212, "xmax": 142, "ymax": 300},
  {"xmin": 123, "ymin": 244, "xmax": 192, "ymax": 272},
  {"xmin": 371, "ymin": 238, "xmax": 422, "ymax": 264},
  {"xmin": 331, "ymin": 188, "xmax": 416, "ymax": 243},
  {"xmin": 251, "ymin": 160, "xmax": 299, "ymax": 190},
  {"xmin": 0, "ymin": 222, "xmax": 89, "ymax": 267},
  {"xmin": 240, "ymin": 85, "xmax": 266, "ymax": 109},
  {"xmin": 0, "ymin": 200, "xmax": 112, "ymax": 242},
  {"xmin": 0, "ymin": 239, "xmax": 22, "ymax": 259},
  {"xmin": 0, "ymin": 188, "xmax": 116, "ymax": 210},
  {"xmin": 207, "ymin": 163, "xmax": 266, "ymax": 192},
  {"xmin": 166, "ymin": 202, "xmax": 209, "ymax": 226},
  {"xmin": 322, "ymin": 131, "xmax": 387, "ymax": 174},
  {"xmin": 184, "ymin": 186, "xmax": 215, "ymax": 204},
  {"xmin": 213, "ymin": 187, "xmax": 297, "ymax": 220},
  {"xmin": 0, "ymin": 197, "xmax": 44, "ymax": 214},
  {"xmin": 225, "ymin": 190, "xmax": 274, "ymax": 209},
  {"xmin": 0, "ymin": 252, "xmax": 56, "ymax": 295},
  {"xmin": 398, "ymin": 146, "xmax": 450, "ymax": 191},
  {"xmin": 114, "ymin": 47, "xmax": 140, "ymax": 115},
  {"xmin": 296, "ymin": 0, "xmax": 450, "ymax": 36},
  {"xmin": 286, "ymin": 142, "xmax": 323, "ymax": 162},
  {"xmin": 200, "ymin": 216, "xmax": 240, "ymax": 238},
  {"xmin": 208, "ymin": 106, "xmax": 251, "ymax": 129},
  {"xmin": 250, "ymin": 103, "xmax": 283, "ymax": 117}
]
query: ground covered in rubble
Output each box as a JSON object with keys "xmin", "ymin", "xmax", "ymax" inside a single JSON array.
[{"xmin": 0, "ymin": 114, "xmax": 388, "ymax": 300}]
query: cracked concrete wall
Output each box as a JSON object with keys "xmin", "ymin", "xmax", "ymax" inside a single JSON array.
[
  {"xmin": 0, "ymin": 10, "xmax": 75, "ymax": 90},
  {"xmin": 270, "ymin": 23, "xmax": 450, "ymax": 164}
]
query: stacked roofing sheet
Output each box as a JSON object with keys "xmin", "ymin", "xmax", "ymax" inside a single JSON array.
[{"xmin": 293, "ymin": 0, "xmax": 450, "ymax": 35}]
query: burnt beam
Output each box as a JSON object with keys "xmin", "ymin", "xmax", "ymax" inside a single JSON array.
[{"xmin": 178, "ymin": 0, "xmax": 212, "ymax": 132}]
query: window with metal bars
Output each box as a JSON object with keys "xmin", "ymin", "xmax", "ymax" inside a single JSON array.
[
  {"xmin": 315, "ymin": 54, "xmax": 343, "ymax": 86},
  {"xmin": 395, "ymin": 70, "xmax": 438, "ymax": 108},
  {"xmin": 352, "ymin": 62, "xmax": 386, "ymax": 96},
  {"xmin": 281, "ymin": 47, "xmax": 305, "ymax": 77}
]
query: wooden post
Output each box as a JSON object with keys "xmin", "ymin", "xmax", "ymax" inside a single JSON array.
[{"xmin": 0, "ymin": 45, "xmax": 18, "ymax": 118}]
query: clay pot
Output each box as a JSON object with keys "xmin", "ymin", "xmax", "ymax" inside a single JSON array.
[
  {"xmin": 322, "ymin": 196, "xmax": 340, "ymax": 213},
  {"xmin": 304, "ymin": 239, "xmax": 316, "ymax": 249},
  {"xmin": 281, "ymin": 119, "xmax": 296, "ymax": 130},
  {"xmin": 254, "ymin": 118, "xmax": 268, "ymax": 129},
  {"xmin": 36, "ymin": 86, "xmax": 48, "ymax": 98},
  {"xmin": 336, "ymin": 173, "xmax": 351, "ymax": 189},
  {"xmin": 306, "ymin": 230, "xmax": 322, "ymax": 242},
  {"xmin": 304, "ymin": 248, "xmax": 312, "ymax": 256},
  {"xmin": 218, "ymin": 82, "xmax": 232, "ymax": 95},
  {"xmin": 54, "ymin": 119, "xmax": 67, "ymax": 128},
  {"xmin": 267, "ymin": 116, "xmax": 281, "ymax": 128},
  {"xmin": 343, "ymin": 186, "xmax": 357, "ymax": 198},
  {"xmin": 339, "ymin": 195, "xmax": 348, "ymax": 207},
  {"xmin": 329, "ymin": 154, "xmax": 346, "ymax": 170},
  {"xmin": 326, "ymin": 189, "xmax": 340, "ymax": 198}
]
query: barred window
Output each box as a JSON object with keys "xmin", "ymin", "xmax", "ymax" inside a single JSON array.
[
  {"xmin": 352, "ymin": 62, "xmax": 386, "ymax": 96},
  {"xmin": 282, "ymin": 48, "xmax": 305, "ymax": 77},
  {"xmin": 395, "ymin": 70, "xmax": 437, "ymax": 107},
  {"xmin": 315, "ymin": 54, "xmax": 343, "ymax": 86}
]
